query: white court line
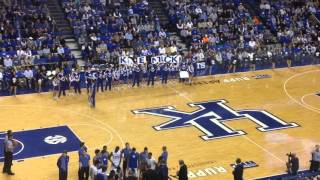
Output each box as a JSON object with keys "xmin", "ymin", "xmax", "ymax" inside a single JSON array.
[
  {"xmin": 0, "ymin": 104, "xmax": 125, "ymax": 148},
  {"xmin": 283, "ymin": 69, "xmax": 320, "ymax": 114},
  {"xmin": 167, "ymin": 83, "xmax": 285, "ymax": 163},
  {"xmin": 301, "ymin": 93, "xmax": 320, "ymax": 112},
  {"xmin": 68, "ymin": 123, "xmax": 114, "ymax": 147}
]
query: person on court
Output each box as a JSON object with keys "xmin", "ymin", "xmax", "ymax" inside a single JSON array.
[
  {"xmin": 57, "ymin": 151, "xmax": 69, "ymax": 180},
  {"xmin": 105, "ymin": 68, "xmax": 113, "ymax": 91},
  {"xmin": 147, "ymin": 64, "xmax": 156, "ymax": 86},
  {"xmin": 79, "ymin": 150, "xmax": 90, "ymax": 180},
  {"xmin": 232, "ymin": 158, "xmax": 244, "ymax": 180},
  {"xmin": 110, "ymin": 146, "xmax": 122, "ymax": 170},
  {"xmin": 177, "ymin": 160, "xmax": 188, "ymax": 180},
  {"xmin": 121, "ymin": 142, "xmax": 131, "ymax": 179},
  {"xmin": 96, "ymin": 68, "xmax": 104, "ymax": 92},
  {"xmin": 2, "ymin": 132, "xmax": 15, "ymax": 175},
  {"xmin": 52, "ymin": 75, "xmax": 60, "ymax": 99},
  {"xmin": 101, "ymin": 145, "xmax": 109, "ymax": 168},
  {"xmin": 132, "ymin": 64, "xmax": 141, "ymax": 87},
  {"xmin": 88, "ymin": 78, "xmax": 97, "ymax": 108},
  {"xmin": 128, "ymin": 147, "xmax": 139, "ymax": 177},
  {"xmin": 73, "ymin": 70, "xmax": 81, "ymax": 94},
  {"xmin": 58, "ymin": 71, "xmax": 67, "ymax": 97},
  {"xmin": 161, "ymin": 63, "xmax": 169, "ymax": 84}
]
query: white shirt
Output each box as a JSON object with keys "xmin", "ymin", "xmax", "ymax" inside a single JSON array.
[
  {"xmin": 159, "ymin": 47, "xmax": 166, "ymax": 54},
  {"xmin": 89, "ymin": 165, "xmax": 98, "ymax": 180},
  {"xmin": 57, "ymin": 47, "xmax": 65, "ymax": 54},
  {"xmin": 17, "ymin": 49, "xmax": 26, "ymax": 57},
  {"xmin": 24, "ymin": 70, "xmax": 33, "ymax": 78},
  {"xmin": 4, "ymin": 58, "xmax": 13, "ymax": 67},
  {"xmin": 112, "ymin": 151, "xmax": 121, "ymax": 166},
  {"xmin": 0, "ymin": 72, "xmax": 3, "ymax": 80},
  {"xmin": 147, "ymin": 158, "xmax": 157, "ymax": 170}
]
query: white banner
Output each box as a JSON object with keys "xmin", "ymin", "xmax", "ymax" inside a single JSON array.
[
  {"xmin": 119, "ymin": 56, "xmax": 146, "ymax": 65},
  {"xmin": 151, "ymin": 55, "xmax": 182, "ymax": 64}
]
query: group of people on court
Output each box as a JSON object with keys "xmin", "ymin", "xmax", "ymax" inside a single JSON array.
[
  {"xmin": 50, "ymin": 59, "xmax": 197, "ymax": 107},
  {"xmin": 57, "ymin": 142, "xmax": 189, "ymax": 180}
]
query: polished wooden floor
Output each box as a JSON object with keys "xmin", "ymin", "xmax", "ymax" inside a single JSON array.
[{"xmin": 0, "ymin": 65, "xmax": 320, "ymax": 180}]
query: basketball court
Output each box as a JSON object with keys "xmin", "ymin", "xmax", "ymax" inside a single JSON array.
[{"xmin": 0, "ymin": 65, "xmax": 320, "ymax": 180}]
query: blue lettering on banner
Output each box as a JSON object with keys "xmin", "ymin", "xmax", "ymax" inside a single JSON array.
[
  {"xmin": 133, "ymin": 100, "xmax": 299, "ymax": 140},
  {"xmin": 0, "ymin": 126, "xmax": 81, "ymax": 161}
]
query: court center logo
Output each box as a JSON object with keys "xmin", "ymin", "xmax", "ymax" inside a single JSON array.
[{"xmin": 133, "ymin": 100, "xmax": 299, "ymax": 140}]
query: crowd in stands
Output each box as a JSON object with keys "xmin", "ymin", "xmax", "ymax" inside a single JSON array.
[
  {"xmin": 0, "ymin": 0, "xmax": 76, "ymax": 95},
  {"xmin": 61, "ymin": 0, "xmax": 179, "ymax": 64},
  {"xmin": 0, "ymin": 0, "xmax": 320, "ymax": 96}
]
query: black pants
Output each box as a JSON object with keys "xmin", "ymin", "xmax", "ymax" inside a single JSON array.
[
  {"xmin": 310, "ymin": 160, "xmax": 320, "ymax": 172},
  {"xmin": 59, "ymin": 169, "xmax": 68, "ymax": 180},
  {"xmin": 132, "ymin": 74, "xmax": 140, "ymax": 87},
  {"xmin": 123, "ymin": 160, "xmax": 128, "ymax": 179},
  {"xmin": 74, "ymin": 82, "xmax": 81, "ymax": 94},
  {"xmin": 78, "ymin": 166, "xmax": 89, "ymax": 180},
  {"xmin": 162, "ymin": 73, "xmax": 168, "ymax": 84},
  {"xmin": 58, "ymin": 84, "xmax": 66, "ymax": 97},
  {"xmin": 106, "ymin": 78, "xmax": 112, "ymax": 91},
  {"xmin": 147, "ymin": 74, "xmax": 155, "ymax": 86},
  {"xmin": 3, "ymin": 151, "xmax": 13, "ymax": 173},
  {"xmin": 97, "ymin": 80, "xmax": 104, "ymax": 92}
]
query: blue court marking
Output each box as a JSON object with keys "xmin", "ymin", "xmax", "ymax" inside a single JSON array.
[
  {"xmin": 0, "ymin": 126, "xmax": 81, "ymax": 162},
  {"xmin": 254, "ymin": 170, "xmax": 320, "ymax": 180}
]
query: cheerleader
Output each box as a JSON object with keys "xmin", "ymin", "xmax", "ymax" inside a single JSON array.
[
  {"xmin": 52, "ymin": 75, "xmax": 59, "ymax": 99},
  {"xmin": 97, "ymin": 69, "xmax": 104, "ymax": 92},
  {"xmin": 113, "ymin": 68, "xmax": 120, "ymax": 89},
  {"xmin": 88, "ymin": 78, "xmax": 97, "ymax": 108},
  {"xmin": 187, "ymin": 63, "xmax": 194, "ymax": 85},
  {"xmin": 106, "ymin": 68, "xmax": 113, "ymax": 91},
  {"xmin": 10, "ymin": 71, "xmax": 18, "ymax": 96},
  {"xmin": 58, "ymin": 71, "xmax": 67, "ymax": 97},
  {"xmin": 161, "ymin": 63, "xmax": 169, "ymax": 84},
  {"xmin": 69, "ymin": 71, "xmax": 75, "ymax": 96},
  {"xmin": 74, "ymin": 70, "xmax": 81, "ymax": 94}
]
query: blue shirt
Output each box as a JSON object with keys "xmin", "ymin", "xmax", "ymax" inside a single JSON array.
[
  {"xmin": 101, "ymin": 153, "xmax": 109, "ymax": 166},
  {"xmin": 129, "ymin": 152, "xmax": 139, "ymax": 168},
  {"xmin": 122, "ymin": 148, "xmax": 131, "ymax": 160},
  {"xmin": 161, "ymin": 151, "xmax": 168, "ymax": 163},
  {"xmin": 57, "ymin": 155, "xmax": 69, "ymax": 172},
  {"xmin": 80, "ymin": 154, "xmax": 90, "ymax": 167}
]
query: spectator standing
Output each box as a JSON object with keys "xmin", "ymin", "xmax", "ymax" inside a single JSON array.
[{"xmin": 10, "ymin": 71, "xmax": 18, "ymax": 96}]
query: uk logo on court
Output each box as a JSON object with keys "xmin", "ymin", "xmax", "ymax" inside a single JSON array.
[{"xmin": 133, "ymin": 100, "xmax": 299, "ymax": 140}]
